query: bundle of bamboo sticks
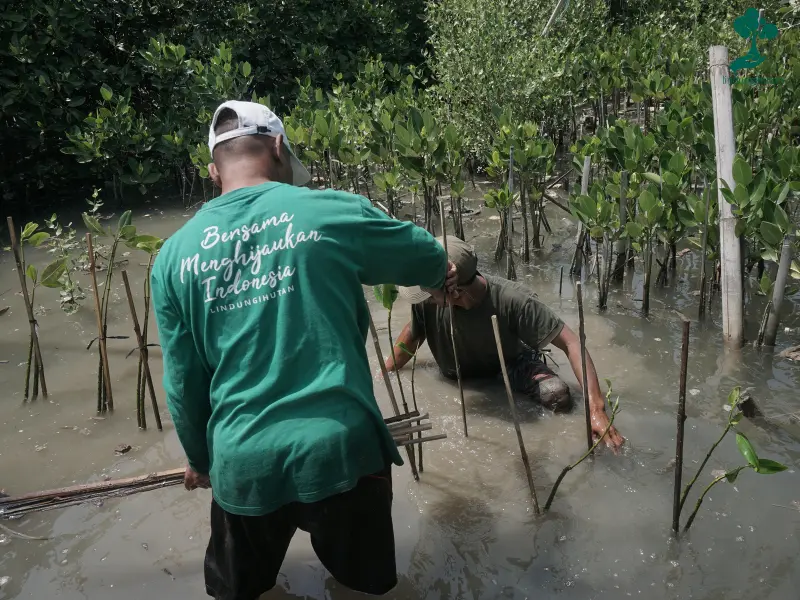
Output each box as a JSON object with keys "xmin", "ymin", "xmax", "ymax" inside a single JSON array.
[{"xmin": 0, "ymin": 411, "xmax": 445, "ymax": 520}]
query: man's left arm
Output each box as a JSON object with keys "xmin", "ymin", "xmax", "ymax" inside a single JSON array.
[
  {"xmin": 550, "ymin": 325, "xmax": 625, "ymax": 449},
  {"xmin": 151, "ymin": 267, "xmax": 213, "ymax": 482}
]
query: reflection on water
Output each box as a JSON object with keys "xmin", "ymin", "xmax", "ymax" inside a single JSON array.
[{"xmin": 1, "ymin": 189, "xmax": 799, "ymax": 599}]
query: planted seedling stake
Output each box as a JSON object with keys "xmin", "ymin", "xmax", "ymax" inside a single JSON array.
[
  {"xmin": 366, "ymin": 305, "xmax": 419, "ymax": 481},
  {"xmin": 6, "ymin": 217, "xmax": 48, "ymax": 401},
  {"xmin": 576, "ymin": 282, "xmax": 593, "ymax": 453},
  {"xmin": 121, "ymin": 271, "xmax": 162, "ymax": 431},
  {"xmin": 87, "ymin": 233, "xmax": 114, "ymax": 412},
  {"xmin": 491, "ymin": 315, "xmax": 540, "ymax": 514},
  {"xmin": 672, "ymin": 318, "xmax": 690, "ymax": 534},
  {"xmin": 545, "ymin": 381, "xmax": 621, "ymax": 511},
  {"xmin": 440, "ymin": 200, "xmax": 468, "ymax": 437}
]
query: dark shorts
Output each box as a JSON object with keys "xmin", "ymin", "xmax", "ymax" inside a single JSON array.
[
  {"xmin": 504, "ymin": 348, "xmax": 573, "ymax": 412},
  {"xmin": 204, "ymin": 466, "xmax": 396, "ymax": 600}
]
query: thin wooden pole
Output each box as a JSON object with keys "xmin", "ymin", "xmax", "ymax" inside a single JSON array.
[
  {"xmin": 367, "ymin": 308, "xmax": 419, "ymax": 481},
  {"xmin": 86, "ymin": 233, "xmax": 114, "ymax": 412},
  {"xmin": 121, "ymin": 271, "xmax": 163, "ymax": 431},
  {"xmin": 570, "ymin": 157, "xmax": 591, "ymax": 278},
  {"xmin": 7, "ymin": 217, "xmax": 48, "ymax": 399},
  {"xmin": 672, "ymin": 318, "xmax": 691, "ymax": 534},
  {"xmin": 613, "ymin": 171, "xmax": 628, "ymax": 281},
  {"xmin": 439, "ymin": 200, "xmax": 468, "ymax": 437},
  {"xmin": 491, "ymin": 315, "xmax": 540, "ymax": 514},
  {"xmin": 559, "ymin": 266, "xmax": 564, "ymax": 296},
  {"xmin": 699, "ymin": 176, "xmax": 711, "ymax": 317},
  {"xmin": 763, "ymin": 229, "xmax": 795, "ymax": 347},
  {"xmin": 576, "ymin": 282, "xmax": 593, "ymax": 453},
  {"xmin": 710, "ymin": 46, "xmax": 743, "ymax": 346}
]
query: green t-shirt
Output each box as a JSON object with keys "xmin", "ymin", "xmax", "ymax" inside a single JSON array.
[
  {"xmin": 411, "ymin": 275, "xmax": 564, "ymax": 379},
  {"xmin": 151, "ymin": 181, "xmax": 447, "ymax": 516}
]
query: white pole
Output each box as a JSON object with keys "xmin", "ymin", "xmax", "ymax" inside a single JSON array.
[
  {"xmin": 763, "ymin": 229, "xmax": 795, "ymax": 347},
  {"xmin": 709, "ymin": 46, "xmax": 744, "ymax": 346}
]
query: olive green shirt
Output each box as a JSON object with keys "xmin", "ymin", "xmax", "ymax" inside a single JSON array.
[{"xmin": 411, "ymin": 275, "xmax": 564, "ymax": 379}]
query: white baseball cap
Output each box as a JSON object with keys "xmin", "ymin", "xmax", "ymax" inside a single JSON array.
[{"xmin": 208, "ymin": 100, "xmax": 311, "ymax": 187}]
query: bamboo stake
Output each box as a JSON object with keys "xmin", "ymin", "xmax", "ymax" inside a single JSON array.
[
  {"xmin": 410, "ymin": 354, "xmax": 423, "ymax": 471},
  {"xmin": 672, "ymin": 318, "xmax": 691, "ymax": 534},
  {"xmin": 439, "ymin": 200, "xmax": 468, "ymax": 437},
  {"xmin": 699, "ymin": 176, "xmax": 711, "ymax": 318},
  {"xmin": 367, "ymin": 309, "xmax": 419, "ymax": 480},
  {"xmin": 559, "ymin": 266, "xmax": 564, "ymax": 296},
  {"xmin": 710, "ymin": 46, "xmax": 743, "ymax": 346},
  {"xmin": 576, "ymin": 282, "xmax": 594, "ymax": 454},
  {"xmin": 121, "ymin": 271, "xmax": 163, "ymax": 431},
  {"xmin": 7, "ymin": 217, "xmax": 48, "ymax": 399},
  {"xmin": 86, "ymin": 233, "xmax": 114, "ymax": 412},
  {"xmin": 491, "ymin": 315, "xmax": 540, "ymax": 514}
]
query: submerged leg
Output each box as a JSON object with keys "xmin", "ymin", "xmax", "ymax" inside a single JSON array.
[{"xmin": 504, "ymin": 347, "xmax": 573, "ymax": 413}]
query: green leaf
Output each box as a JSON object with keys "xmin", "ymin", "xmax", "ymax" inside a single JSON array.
[
  {"xmin": 27, "ymin": 232, "xmax": 50, "ymax": 247},
  {"xmin": 117, "ymin": 210, "xmax": 132, "ymax": 231},
  {"xmin": 82, "ymin": 213, "xmax": 106, "ymax": 237},
  {"xmin": 40, "ymin": 258, "xmax": 67, "ymax": 288},
  {"xmin": 727, "ymin": 386, "xmax": 741, "ymax": 407},
  {"xmin": 397, "ymin": 342, "xmax": 415, "ymax": 357},
  {"xmin": 755, "ymin": 458, "xmax": 787, "ymax": 474},
  {"xmin": 724, "ymin": 469, "xmax": 741, "ymax": 484},
  {"xmin": 373, "ymin": 284, "xmax": 398, "ymax": 311},
  {"xmin": 642, "ymin": 172, "xmax": 662, "ymax": 185},
  {"xmin": 639, "ymin": 189, "xmax": 657, "ymax": 213},
  {"xmin": 21, "ymin": 222, "xmax": 38, "ymax": 240},
  {"xmin": 668, "ymin": 152, "xmax": 686, "ymax": 174},
  {"xmin": 26, "ymin": 264, "xmax": 37, "ymax": 282},
  {"xmin": 100, "ymin": 84, "xmax": 113, "ymax": 102},
  {"xmin": 732, "ymin": 157, "xmax": 753, "ymax": 187},
  {"xmin": 590, "ymin": 226, "xmax": 605, "ymax": 240},
  {"xmin": 242, "ymin": 62, "xmax": 252, "ymax": 77},
  {"xmin": 760, "ymin": 221, "xmax": 783, "ymax": 246},
  {"xmin": 624, "ymin": 221, "xmax": 644, "ymax": 240},
  {"xmin": 735, "ymin": 432, "xmax": 759, "ymax": 469},
  {"xmin": 774, "ymin": 204, "xmax": 789, "ymax": 231}
]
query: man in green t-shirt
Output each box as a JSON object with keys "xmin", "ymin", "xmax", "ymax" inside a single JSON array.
[
  {"xmin": 151, "ymin": 101, "xmax": 457, "ymax": 599},
  {"xmin": 385, "ymin": 237, "xmax": 625, "ymax": 450}
]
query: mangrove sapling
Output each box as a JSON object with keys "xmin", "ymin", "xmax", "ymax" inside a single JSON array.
[
  {"xmin": 366, "ymin": 305, "xmax": 420, "ymax": 481},
  {"xmin": 373, "ymin": 284, "xmax": 411, "ymax": 416},
  {"xmin": 683, "ymin": 429, "xmax": 787, "ymax": 533},
  {"xmin": 575, "ymin": 282, "xmax": 594, "ymax": 453},
  {"xmin": 121, "ymin": 271, "xmax": 163, "ymax": 431},
  {"xmin": 439, "ymin": 200, "xmax": 468, "ymax": 437},
  {"xmin": 484, "ymin": 186, "xmax": 518, "ymax": 280},
  {"xmin": 544, "ymin": 380, "xmax": 621, "ymax": 512},
  {"xmin": 83, "ymin": 201, "xmax": 138, "ymax": 413},
  {"xmin": 672, "ymin": 318, "xmax": 690, "ymax": 535},
  {"xmin": 623, "ymin": 182, "xmax": 665, "ymax": 315},
  {"xmin": 7, "ymin": 218, "xmax": 63, "ymax": 401},
  {"xmin": 398, "ymin": 341, "xmax": 423, "ymax": 472}
]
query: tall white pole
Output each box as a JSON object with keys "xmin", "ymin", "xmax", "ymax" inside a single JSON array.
[{"xmin": 709, "ymin": 46, "xmax": 744, "ymax": 346}]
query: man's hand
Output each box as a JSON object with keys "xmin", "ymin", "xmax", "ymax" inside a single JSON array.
[
  {"xmin": 444, "ymin": 260, "xmax": 458, "ymax": 295},
  {"xmin": 184, "ymin": 465, "xmax": 211, "ymax": 491},
  {"xmin": 590, "ymin": 408, "xmax": 625, "ymax": 451}
]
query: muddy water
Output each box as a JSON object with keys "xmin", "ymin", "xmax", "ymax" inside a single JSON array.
[{"xmin": 1, "ymin": 189, "xmax": 800, "ymax": 600}]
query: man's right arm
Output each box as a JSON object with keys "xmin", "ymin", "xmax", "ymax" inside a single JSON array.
[{"xmin": 356, "ymin": 198, "xmax": 447, "ymax": 288}]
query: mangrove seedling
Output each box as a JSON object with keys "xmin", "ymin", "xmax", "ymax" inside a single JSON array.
[
  {"xmin": 398, "ymin": 341, "xmax": 423, "ymax": 471},
  {"xmin": 544, "ymin": 380, "xmax": 621, "ymax": 511},
  {"xmin": 682, "ymin": 394, "xmax": 787, "ymax": 531},
  {"xmin": 83, "ymin": 194, "xmax": 138, "ymax": 413},
  {"xmin": 484, "ymin": 185, "xmax": 519, "ymax": 280}
]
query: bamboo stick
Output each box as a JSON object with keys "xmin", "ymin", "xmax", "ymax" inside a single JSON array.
[
  {"xmin": 491, "ymin": 315, "xmax": 540, "ymax": 514},
  {"xmin": 386, "ymin": 413, "xmax": 429, "ymax": 430},
  {"xmin": 121, "ymin": 271, "xmax": 163, "ymax": 431},
  {"xmin": 699, "ymin": 176, "xmax": 711, "ymax": 318},
  {"xmin": 396, "ymin": 434, "xmax": 447, "ymax": 447},
  {"xmin": 576, "ymin": 282, "xmax": 594, "ymax": 453},
  {"xmin": 367, "ymin": 308, "xmax": 419, "ymax": 480},
  {"xmin": 87, "ymin": 233, "xmax": 115, "ymax": 412},
  {"xmin": 672, "ymin": 318, "xmax": 691, "ymax": 534},
  {"xmin": 763, "ymin": 229, "xmax": 795, "ymax": 347},
  {"xmin": 710, "ymin": 46, "xmax": 743, "ymax": 346},
  {"xmin": 7, "ymin": 217, "xmax": 48, "ymax": 399},
  {"xmin": 439, "ymin": 200, "xmax": 468, "ymax": 437}
]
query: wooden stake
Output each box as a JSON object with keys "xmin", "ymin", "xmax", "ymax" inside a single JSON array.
[
  {"xmin": 570, "ymin": 157, "xmax": 591, "ymax": 278},
  {"xmin": 672, "ymin": 318, "xmax": 690, "ymax": 534},
  {"xmin": 439, "ymin": 200, "xmax": 468, "ymax": 437},
  {"xmin": 491, "ymin": 315, "xmax": 540, "ymax": 514},
  {"xmin": 6, "ymin": 217, "xmax": 48, "ymax": 399},
  {"xmin": 710, "ymin": 46, "xmax": 743, "ymax": 346},
  {"xmin": 763, "ymin": 229, "xmax": 795, "ymax": 347},
  {"xmin": 121, "ymin": 271, "xmax": 163, "ymax": 431},
  {"xmin": 576, "ymin": 282, "xmax": 593, "ymax": 453},
  {"xmin": 87, "ymin": 233, "xmax": 114, "ymax": 412},
  {"xmin": 699, "ymin": 176, "xmax": 711, "ymax": 318},
  {"xmin": 613, "ymin": 171, "xmax": 628, "ymax": 281},
  {"xmin": 559, "ymin": 266, "xmax": 564, "ymax": 296},
  {"xmin": 367, "ymin": 308, "xmax": 419, "ymax": 480}
]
